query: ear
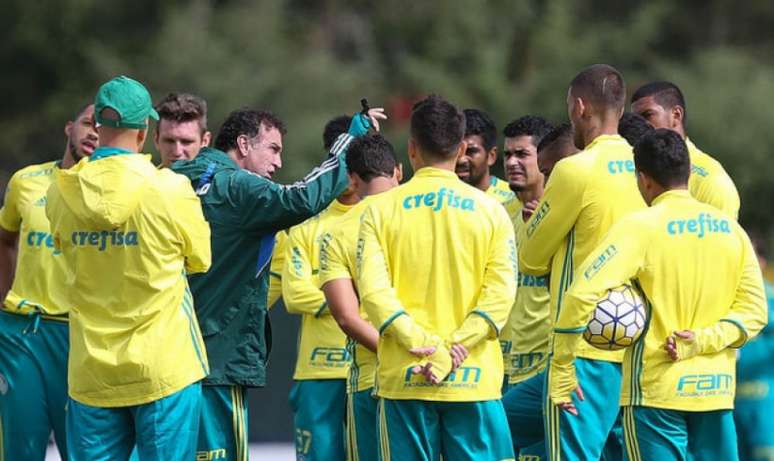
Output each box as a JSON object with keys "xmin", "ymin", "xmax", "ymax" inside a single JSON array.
[
  {"xmin": 137, "ymin": 128, "xmax": 148, "ymax": 152},
  {"xmin": 575, "ymin": 97, "xmax": 587, "ymax": 119},
  {"xmin": 202, "ymin": 131, "xmax": 212, "ymax": 147},
  {"xmin": 395, "ymin": 163, "xmax": 404, "ymax": 183},
  {"xmin": 486, "ymin": 146, "xmax": 497, "ymax": 167},
  {"xmin": 64, "ymin": 121, "xmax": 73, "ymax": 138},
  {"xmin": 671, "ymin": 106, "xmax": 684, "ymax": 129},
  {"xmin": 237, "ymin": 135, "xmax": 249, "ymax": 157}
]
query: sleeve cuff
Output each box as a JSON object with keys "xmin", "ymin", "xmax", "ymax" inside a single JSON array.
[
  {"xmin": 379, "ymin": 310, "xmax": 406, "ymax": 334},
  {"xmin": 554, "ymin": 326, "xmax": 587, "ymax": 334},
  {"xmin": 471, "ymin": 310, "xmax": 500, "ymax": 335}
]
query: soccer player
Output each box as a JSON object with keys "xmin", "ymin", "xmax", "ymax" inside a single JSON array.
[
  {"xmin": 267, "ymin": 115, "xmax": 351, "ymax": 310},
  {"xmin": 154, "ymin": 92, "xmax": 211, "ymax": 167},
  {"xmin": 549, "ymin": 129, "xmax": 767, "ymax": 460},
  {"xmin": 46, "ymin": 75, "xmax": 212, "ymax": 459},
  {"xmin": 357, "ymin": 95, "xmax": 517, "ymax": 460},
  {"xmin": 497, "ymin": 116, "xmax": 564, "ymax": 460},
  {"xmin": 536, "ymin": 123, "xmax": 580, "ymax": 181},
  {"xmin": 631, "ymin": 80, "xmax": 740, "ymax": 218},
  {"xmin": 456, "ymin": 108, "xmax": 517, "ymax": 206},
  {"xmin": 519, "ymin": 64, "xmax": 646, "ymax": 461},
  {"xmin": 281, "ymin": 158, "xmax": 360, "ymax": 461},
  {"xmin": 171, "ymin": 105, "xmax": 384, "ymax": 461},
  {"xmin": 0, "ymin": 103, "xmax": 97, "ymax": 460},
  {"xmin": 318, "ymin": 134, "xmax": 401, "ymax": 461},
  {"xmin": 735, "ymin": 235, "xmax": 774, "ymax": 461},
  {"xmin": 618, "ymin": 112, "xmax": 654, "ymax": 147}
]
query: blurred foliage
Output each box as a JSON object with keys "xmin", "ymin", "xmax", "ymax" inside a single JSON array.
[{"xmin": 3, "ymin": 0, "xmax": 774, "ymax": 440}]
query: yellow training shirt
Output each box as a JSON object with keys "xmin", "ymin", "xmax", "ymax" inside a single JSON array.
[
  {"xmin": 46, "ymin": 154, "xmax": 211, "ymax": 407},
  {"xmin": 501, "ymin": 203, "xmax": 551, "ymax": 384},
  {"xmin": 318, "ymin": 196, "xmax": 377, "ymax": 393},
  {"xmin": 686, "ymin": 139, "xmax": 740, "ymax": 219},
  {"xmin": 0, "ymin": 161, "xmax": 69, "ymax": 316},
  {"xmin": 267, "ymin": 229, "xmax": 287, "ymax": 309},
  {"xmin": 487, "ymin": 175, "xmax": 517, "ymax": 205},
  {"xmin": 519, "ymin": 134, "xmax": 646, "ymax": 363},
  {"xmin": 283, "ymin": 200, "xmax": 353, "ymax": 380},
  {"xmin": 358, "ymin": 167, "xmax": 517, "ymax": 401},
  {"xmin": 555, "ymin": 190, "xmax": 766, "ymax": 410}
]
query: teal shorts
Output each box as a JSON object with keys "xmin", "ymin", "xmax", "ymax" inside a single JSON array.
[
  {"xmin": 544, "ymin": 358, "xmax": 623, "ymax": 461},
  {"xmin": 289, "ymin": 379, "xmax": 346, "ymax": 461},
  {"xmin": 377, "ymin": 398, "xmax": 514, "ymax": 461},
  {"xmin": 623, "ymin": 406, "xmax": 738, "ymax": 461},
  {"xmin": 0, "ymin": 310, "xmax": 68, "ymax": 460},
  {"xmin": 347, "ymin": 388, "xmax": 378, "ymax": 461},
  {"xmin": 67, "ymin": 381, "xmax": 202, "ymax": 460},
  {"xmin": 735, "ymin": 394, "xmax": 774, "ymax": 461},
  {"xmin": 502, "ymin": 371, "xmax": 546, "ymax": 460},
  {"xmin": 198, "ymin": 385, "xmax": 249, "ymax": 461}
]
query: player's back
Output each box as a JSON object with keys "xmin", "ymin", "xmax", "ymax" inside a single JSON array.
[
  {"xmin": 686, "ymin": 139, "xmax": 740, "ymax": 219},
  {"xmin": 46, "ymin": 153, "xmax": 211, "ymax": 406},
  {"xmin": 527, "ymin": 134, "xmax": 646, "ymax": 362},
  {"xmin": 620, "ymin": 190, "xmax": 763, "ymax": 410},
  {"xmin": 361, "ymin": 166, "xmax": 516, "ymax": 401}
]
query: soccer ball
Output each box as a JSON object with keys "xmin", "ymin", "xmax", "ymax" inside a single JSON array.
[{"xmin": 583, "ymin": 284, "xmax": 647, "ymax": 351}]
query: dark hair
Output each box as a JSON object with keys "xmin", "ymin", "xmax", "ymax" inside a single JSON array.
[
  {"xmin": 570, "ymin": 64, "xmax": 626, "ymax": 112},
  {"xmin": 618, "ymin": 112, "xmax": 655, "ymax": 146},
  {"xmin": 537, "ymin": 123, "xmax": 573, "ymax": 153},
  {"xmin": 72, "ymin": 103, "xmax": 93, "ymax": 122},
  {"xmin": 323, "ymin": 115, "xmax": 351, "ymax": 151},
  {"xmin": 503, "ymin": 115, "xmax": 554, "ymax": 147},
  {"xmin": 155, "ymin": 93, "xmax": 208, "ymax": 133},
  {"xmin": 631, "ymin": 81, "xmax": 687, "ymax": 127},
  {"xmin": 633, "ymin": 128, "xmax": 690, "ymax": 188},
  {"xmin": 214, "ymin": 109, "xmax": 287, "ymax": 152},
  {"xmin": 463, "ymin": 109, "xmax": 497, "ymax": 151},
  {"xmin": 346, "ymin": 134, "xmax": 397, "ymax": 181},
  {"xmin": 410, "ymin": 95, "xmax": 465, "ymax": 159}
]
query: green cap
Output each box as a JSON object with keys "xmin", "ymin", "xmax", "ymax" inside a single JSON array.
[{"xmin": 94, "ymin": 76, "xmax": 159, "ymax": 129}]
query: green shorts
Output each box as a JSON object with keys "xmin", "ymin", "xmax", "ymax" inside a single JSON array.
[
  {"xmin": 289, "ymin": 379, "xmax": 347, "ymax": 461},
  {"xmin": 623, "ymin": 406, "xmax": 738, "ymax": 461},
  {"xmin": 735, "ymin": 385, "xmax": 774, "ymax": 461},
  {"xmin": 544, "ymin": 358, "xmax": 623, "ymax": 461},
  {"xmin": 198, "ymin": 385, "xmax": 249, "ymax": 461},
  {"xmin": 502, "ymin": 371, "xmax": 546, "ymax": 460},
  {"xmin": 0, "ymin": 311, "xmax": 68, "ymax": 460},
  {"xmin": 347, "ymin": 388, "xmax": 378, "ymax": 461},
  {"xmin": 377, "ymin": 398, "xmax": 514, "ymax": 461}
]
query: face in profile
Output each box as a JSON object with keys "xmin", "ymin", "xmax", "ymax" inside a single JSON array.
[
  {"xmin": 155, "ymin": 119, "xmax": 210, "ymax": 166},
  {"xmin": 66, "ymin": 105, "xmax": 99, "ymax": 160},
  {"xmin": 455, "ymin": 134, "xmax": 493, "ymax": 189},
  {"xmin": 631, "ymin": 96, "xmax": 674, "ymax": 131},
  {"xmin": 243, "ymin": 126, "xmax": 283, "ymax": 179}
]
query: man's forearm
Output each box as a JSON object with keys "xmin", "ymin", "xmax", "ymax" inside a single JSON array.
[
  {"xmin": 0, "ymin": 233, "xmax": 18, "ymax": 301},
  {"xmin": 324, "ymin": 279, "xmax": 378, "ymax": 352}
]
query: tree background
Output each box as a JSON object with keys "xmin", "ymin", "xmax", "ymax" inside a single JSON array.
[{"xmin": 2, "ymin": 0, "xmax": 773, "ymax": 442}]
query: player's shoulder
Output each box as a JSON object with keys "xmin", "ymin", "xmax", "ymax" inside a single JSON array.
[{"xmin": 10, "ymin": 159, "xmax": 59, "ymax": 185}]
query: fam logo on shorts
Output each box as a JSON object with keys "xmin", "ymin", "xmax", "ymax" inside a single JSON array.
[{"xmin": 0, "ymin": 373, "xmax": 8, "ymax": 395}]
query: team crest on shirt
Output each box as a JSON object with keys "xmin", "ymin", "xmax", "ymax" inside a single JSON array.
[
  {"xmin": 0, "ymin": 373, "xmax": 8, "ymax": 395},
  {"xmin": 34, "ymin": 196, "xmax": 47, "ymax": 207}
]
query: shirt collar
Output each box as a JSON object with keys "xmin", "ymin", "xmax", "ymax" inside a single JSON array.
[
  {"xmin": 651, "ymin": 188, "xmax": 691, "ymax": 206},
  {"xmin": 585, "ymin": 133, "xmax": 625, "ymax": 150},
  {"xmin": 413, "ymin": 166, "xmax": 459, "ymax": 179},
  {"xmin": 89, "ymin": 146, "xmax": 134, "ymax": 162}
]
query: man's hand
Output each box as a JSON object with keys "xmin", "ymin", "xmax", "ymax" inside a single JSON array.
[
  {"xmin": 665, "ymin": 330, "xmax": 697, "ymax": 361},
  {"xmin": 548, "ymin": 358, "xmax": 583, "ymax": 416},
  {"xmin": 366, "ymin": 108, "xmax": 387, "ymax": 132},
  {"xmin": 522, "ymin": 199, "xmax": 540, "ymax": 221},
  {"xmin": 557, "ymin": 387, "xmax": 585, "ymax": 416},
  {"xmin": 409, "ymin": 343, "xmax": 453, "ymax": 384},
  {"xmin": 449, "ymin": 343, "xmax": 469, "ymax": 370}
]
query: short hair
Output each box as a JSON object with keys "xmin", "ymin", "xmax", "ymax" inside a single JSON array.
[
  {"xmin": 72, "ymin": 103, "xmax": 93, "ymax": 122},
  {"xmin": 631, "ymin": 81, "xmax": 687, "ymax": 127},
  {"xmin": 346, "ymin": 134, "xmax": 398, "ymax": 181},
  {"xmin": 570, "ymin": 64, "xmax": 626, "ymax": 112},
  {"xmin": 502, "ymin": 115, "xmax": 554, "ymax": 147},
  {"xmin": 410, "ymin": 95, "xmax": 466, "ymax": 160},
  {"xmin": 155, "ymin": 93, "xmax": 208, "ymax": 133},
  {"xmin": 633, "ymin": 128, "xmax": 690, "ymax": 188},
  {"xmin": 214, "ymin": 109, "xmax": 287, "ymax": 153},
  {"xmin": 618, "ymin": 112, "xmax": 655, "ymax": 146},
  {"xmin": 323, "ymin": 115, "xmax": 351, "ymax": 151},
  {"xmin": 537, "ymin": 123, "xmax": 573, "ymax": 153},
  {"xmin": 463, "ymin": 109, "xmax": 497, "ymax": 151}
]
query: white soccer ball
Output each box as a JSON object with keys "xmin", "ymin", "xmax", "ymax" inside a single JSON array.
[{"xmin": 583, "ymin": 284, "xmax": 647, "ymax": 351}]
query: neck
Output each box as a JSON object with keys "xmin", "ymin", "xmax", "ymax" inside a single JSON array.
[
  {"xmin": 674, "ymin": 126, "xmax": 687, "ymax": 139},
  {"xmin": 227, "ymin": 149, "xmax": 245, "ymax": 168},
  {"xmin": 337, "ymin": 191, "xmax": 360, "ymax": 205},
  {"xmin": 362, "ymin": 177, "xmax": 395, "ymax": 197},
  {"xmin": 61, "ymin": 148, "xmax": 77, "ymax": 169},
  {"xmin": 475, "ymin": 172, "xmax": 492, "ymax": 193},
  {"xmin": 517, "ymin": 180, "xmax": 543, "ymax": 204},
  {"xmin": 580, "ymin": 115, "xmax": 619, "ymax": 148}
]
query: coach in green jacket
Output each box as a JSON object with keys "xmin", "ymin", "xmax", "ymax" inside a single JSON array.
[{"xmin": 172, "ymin": 105, "xmax": 382, "ymax": 461}]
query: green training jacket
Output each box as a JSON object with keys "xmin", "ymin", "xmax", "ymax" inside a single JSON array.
[{"xmin": 171, "ymin": 133, "xmax": 354, "ymax": 386}]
